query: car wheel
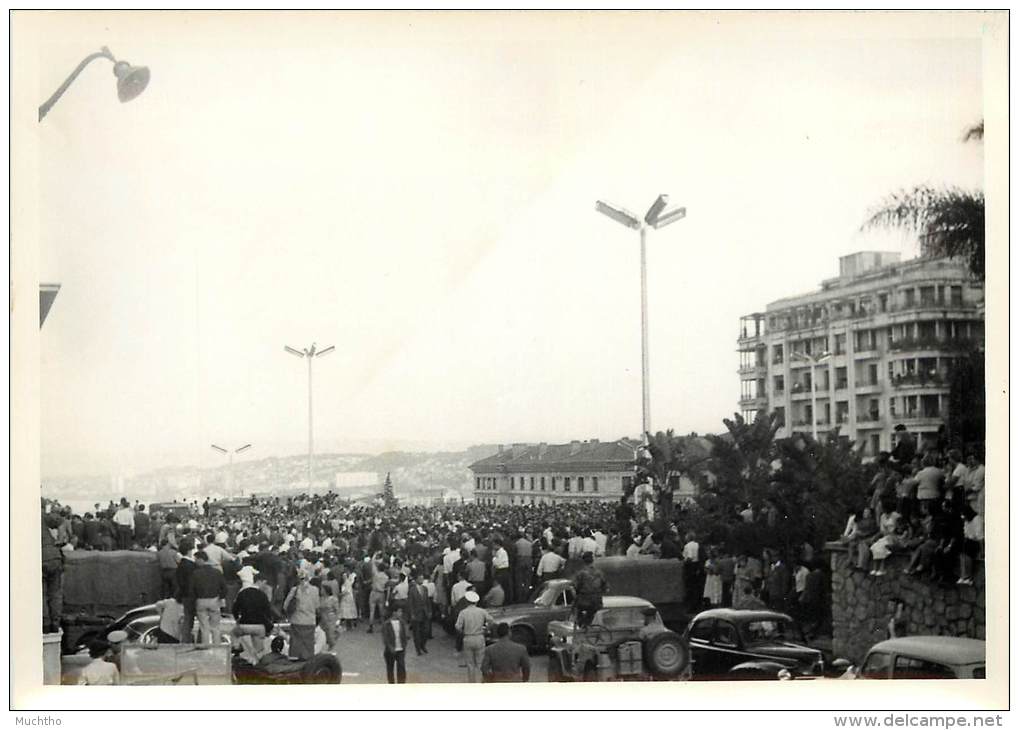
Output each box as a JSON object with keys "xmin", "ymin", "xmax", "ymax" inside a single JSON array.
[
  {"xmin": 510, "ymin": 626, "xmax": 536, "ymax": 654},
  {"xmin": 645, "ymin": 633, "xmax": 689, "ymax": 679},
  {"xmin": 300, "ymin": 653, "xmax": 342, "ymax": 684}
]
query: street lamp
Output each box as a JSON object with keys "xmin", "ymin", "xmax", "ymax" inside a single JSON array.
[
  {"xmin": 791, "ymin": 351, "xmax": 832, "ymax": 441},
  {"xmin": 210, "ymin": 443, "xmax": 252, "ymax": 497},
  {"xmin": 38, "ymin": 46, "xmax": 150, "ymax": 122},
  {"xmin": 595, "ymin": 195, "xmax": 687, "ymax": 439},
  {"xmin": 284, "ymin": 342, "xmax": 335, "ymax": 490}
]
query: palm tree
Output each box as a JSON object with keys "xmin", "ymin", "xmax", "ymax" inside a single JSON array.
[
  {"xmin": 861, "ymin": 121, "xmax": 984, "ymax": 279},
  {"xmin": 637, "ymin": 429, "xmax": 712, "ymax": 524}
]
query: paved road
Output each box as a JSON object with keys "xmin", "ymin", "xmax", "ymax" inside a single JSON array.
[{"xmin": 329, "ymin": 621, "xmax": 548, "ymax": 684}]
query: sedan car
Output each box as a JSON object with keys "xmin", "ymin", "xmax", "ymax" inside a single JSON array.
[
  {"xmin": 845, "ymin": 637, "xmax": 985, "ymax": 680},
  {"xmin": 686, "ymin": 608, "xmax": 825, "ymax": 680},
  {"xmin": 485, "ymin": 579, "xmax": 577, "ymax": 652}
]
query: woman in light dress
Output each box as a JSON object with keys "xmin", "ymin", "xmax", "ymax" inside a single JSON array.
[{"xmin": 339, "ymin": 569, "xmax": 359, "ymax": 630}]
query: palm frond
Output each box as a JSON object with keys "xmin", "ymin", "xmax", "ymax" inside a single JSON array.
[
  {"xmin": 963, "ymin": 121, "xmax": 984, "ymax": 142},
  {"xmin": 860, "ymin": 185, "xmax": 984, "ymax": 278}
]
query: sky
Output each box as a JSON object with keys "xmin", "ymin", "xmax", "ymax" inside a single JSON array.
[{"xmin": 33, "ymin": 12, "xmax": 985, "ymax": 477}]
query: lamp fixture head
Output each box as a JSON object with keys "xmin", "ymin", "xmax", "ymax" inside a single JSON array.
[{"xmin": 113, "ymin": 60, "xmax": 150, "ymax": 103}]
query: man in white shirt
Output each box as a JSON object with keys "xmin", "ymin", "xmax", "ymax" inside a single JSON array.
[
  {"xmin": 682, "ymin": 534, "xmax": 701, "ymax": 562},
  {"xmin": 536, "ymin": 544, "xmax": 566, "ymax": 580},
  {"xmin": 113, "ymin": 499, "xmax": 135, "ymax": 550},
  {"xmin": 77, "ymin": 641, "xmax": 119, "ymax": 685},
  {"xmin": 491, "ymin": 539, "xmax": 511, "ymax": 598},
  {"xmin": 450, "ymin": 572, "xmax": 472, "ymax": 606},
  {"xmin": 567, "ymin": 530, "xmax": 585, "ymax": 560},
  {"xmin": 581, "ymin": 531, "xmax": 598, "ymax": 557},
  {"xmin": 592, "ymin": 530, "xmax": 608, "ymax": 558},
  {"xmin": 203, "ymin": 532, "xmax": 235, "ymax": 572}
]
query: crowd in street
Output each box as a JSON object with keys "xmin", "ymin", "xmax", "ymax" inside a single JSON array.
[{"xmin": 841, "ymin": 431, "xmax": 985, "ymax": 586}]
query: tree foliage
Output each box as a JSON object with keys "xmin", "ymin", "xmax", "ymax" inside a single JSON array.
[
  {"xmin": 636, "ymin": 429, "xmax": 712, "ymax": 524},
  {"xmin": 947, "ymin": 346, "xmax": 986, "ymax": 451}
]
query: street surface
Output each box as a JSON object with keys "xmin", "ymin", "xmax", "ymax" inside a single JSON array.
[{"xmin": 328, "ymin": 622, "xmax": 548, "ymax": 684}]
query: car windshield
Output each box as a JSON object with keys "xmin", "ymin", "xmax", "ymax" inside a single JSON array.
[
  {"xmin": 742, "ymin": 619, "xmax": 792, "ymax": 643},
  {"xmin": 533, "ymin": 584, "xmax": 559, "ymax": 607}
]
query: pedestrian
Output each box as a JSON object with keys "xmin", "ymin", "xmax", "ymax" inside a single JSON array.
[
  {"xmin": 513, "ymin": 529, "xmax": 534, "ymax": 602},
  {"xmin": 319, "ymin": 583, "xmax": 340, "ymax": 651},
  {"xmin": 382, "ymin": 605, "xmax": 409, "ymax": 684},
  {"xmin": 406, "ymin": 573, "xmax": 430, "ymax": 655},
  {"xmin": 152, "ymin": 595, "xmax": 184, "ymax": 644},
  {"xmin": 339, "ymin": 569, "xmax": 358, "ymax": 631},
  {"xmin": 483, "ymin": 580, "xmax": 505, "ymax": 608},
  {"xmin": 76, "ymin": 640, "xmax": 119, "ymax": 686},
  {"xmin": 491, "ymin": 539, "xmax": 511, "ymax": 600},
  {"xmin": 366, "ymin": 556, "xmax": 389, "ymax": 633},
  {"xmin": 455, "ymin": 591, "xmax": 493, "ymax": 683},
  {"xmin": 113, "ymin": 498, "xmax": 135, "ymax": 550},
  {"xmin": 284, "ymin": 568, "xmax": 319, "ymax": 660},
  {"xmin": 175, "ymin": 536, "xmax": 198, "ymax": 643},
  {"xmin": 482, "ymin": 623, "xmax": 530, "ymax": 682},
  {"xmin": 232, "ymin": 568, "xmax": 274, "ymax": 662},
  {"xmin": 573, "ymin": 552, "xmax": 608, "ymax": 629},
  {"xmin": 41, "ymin": 513, "xmax": 64, "ymax": 634},
  {"xmin": 157, "ymin": 540, "xmax": 179, "ymax": 599},
  {"xmin": 190, "ymin": 550, "xmax": 227, "ymax": 645}
]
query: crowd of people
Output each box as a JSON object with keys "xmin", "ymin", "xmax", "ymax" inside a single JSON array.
[
  {"xmin": 841, "ymin": 432, "xmax": 985, "ymax": 586},
  {"xmin": 43, "ymin": 433, "xmax": 985, "ymax": 684}
]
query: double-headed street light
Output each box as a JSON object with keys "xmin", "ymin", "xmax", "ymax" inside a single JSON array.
[
  {"xmin": 38, "ymin": 46, "xmax": 150, "ymax": 122},
  {"xmin": 284, "ymin": 342, "xmax": 335, "ymax": 490},
  {"xmin": 595, "ymin": 195, "xmax": 687, "ymax": 439},
  {"xmin": 210, "ymin": 443, "xmax": 252, "ymax": 497},
  {"xmin": 791, "ymin": 351, "xmax": 832, "ymax": 441}
]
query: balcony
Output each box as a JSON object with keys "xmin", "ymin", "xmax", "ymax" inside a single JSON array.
[
  {"xmin": 890, "ymin": 299, "xmax": 979, "ymax": 314},
  {"xmin": 891, "ymin": 372, "xmax": 948, "ymax": 390},
  {"xmin": 898, "ymin": 410, "xmax": 944, "ymax": 427},
  {"xmin": 739, "ymin": 394, "xmax": 768, "ymax": 409},
  {"xmin": 854, "ymin": 380, "xmax": 883, "ymax": 395},
  {"xmin": 888, "ymin": 336, "xmax": 981, "ymax": 353},
  {"xmin": 738, "ymin": 363, "xmax": 768, "ymax": 377},
  {"xmin": 856, "ymin": 410, "xmax": 882, "ymax": 426}
]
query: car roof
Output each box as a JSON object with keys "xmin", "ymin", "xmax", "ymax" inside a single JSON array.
[
  {"xmin": 692, "ymin": 608, "xmax": 793, "ymax": 623},
  {"xmin": 868, "ymin": 636, "xmax": 986, "ymax": 666},
  {"xmin": 600, "ymin": 596, "xmax": 655, "ymax": 610}
]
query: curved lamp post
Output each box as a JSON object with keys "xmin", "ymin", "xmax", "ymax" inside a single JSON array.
[
  {"xmin": 38, "ymin": 46, "xmax": 150, "ymax": 122},
  {"xmin": 211, "ymin": 443, "xmax": 252, "ymax": 497},
  {"xmin": 595, "ymin": 195, "xmax": 687, "ymax": 440}
]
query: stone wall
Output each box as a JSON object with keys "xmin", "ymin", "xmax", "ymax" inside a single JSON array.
[{"xmin": 826, "ymin": 542, "xmax": 984, "ymax": 663}]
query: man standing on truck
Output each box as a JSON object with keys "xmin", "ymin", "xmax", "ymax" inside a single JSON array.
[{"xmin": 573, "ymin": 552, "xmax": 608, "ymax": 629}]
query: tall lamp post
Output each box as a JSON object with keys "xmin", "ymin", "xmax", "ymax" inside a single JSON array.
[
  {"xmin": 791, "ymin": 351, "xmax": 831, "ymax": 441},
  {"xmin": 595, "ymin": 195, "xmax": 687, "ymax": 439},
  {"xmin": 38, "ymin": 46, "xmax": 150, "ymax": 122},
  {"xmin": 284, "ymin": 342, "xmax": 335, "ymax": 490},
  {"xmin": 210, "ymin": 443, "xmax": 252, "ymax": 496}
]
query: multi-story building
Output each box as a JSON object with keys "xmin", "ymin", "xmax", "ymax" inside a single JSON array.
[
  {"xmin": 738, "ymin": 252, "xmax": 984, "ymax": 456},
  {"xmin": 469, "ymin": 439, "xmax": 642, "ymax": 507}
]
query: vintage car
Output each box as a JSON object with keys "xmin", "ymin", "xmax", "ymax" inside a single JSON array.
[
  {"xmin": 546, "ymin": 596, "xmax": 690, "ymax": 682},
  {"xmin": 486, "ymin": 579, "xmax": 577, "ymax": 653},
  {"xmin": 686, "ymin": 608, "xmax": 826, "ymax": 680},
  {"xmin": 232, "ymin": 652, "xmax": 341, "ymax": 684},
  {"xmin": 842, "ymin": 637, "xmax": 985, "ymax": 680},
  {"xmin": 487, "ymin": 557, "xmax": 688, "ymax": 653}
]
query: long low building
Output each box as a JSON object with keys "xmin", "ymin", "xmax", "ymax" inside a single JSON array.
[{"xmin": 469, "ymin": 439, "xmax": 642, "ymax": 507}]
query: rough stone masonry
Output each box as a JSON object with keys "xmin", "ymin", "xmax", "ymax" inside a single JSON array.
[{"xmin": 826, "ymin": 542, "xmax": 985, "ymax": 663}]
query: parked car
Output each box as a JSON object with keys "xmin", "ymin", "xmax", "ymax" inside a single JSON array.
[
  {"xmin": 486, "ymin": 579, "xmax": 577, "ymax": 653},
  {"xmin": 487, "ymin": 557, "xmax": 689, "ymax": 653},
  {"xmin": 686, "ymin": 608, "xmax": 826, "ymax": 680},
  {"xmin": 842, "ymin": 637, "xmax": 985, "ymax": 680},
  {"xmin": 546, "ymin": 596, "xmax": 690, "ymax": 682}
]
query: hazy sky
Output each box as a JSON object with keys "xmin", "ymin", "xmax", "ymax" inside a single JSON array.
[{"xmin": 34, "ymin": 13, "xmax": 984, "ymax": 476}]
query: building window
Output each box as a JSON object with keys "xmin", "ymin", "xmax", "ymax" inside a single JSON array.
[
  {"xmin": 920, "ymin": 286, "xmax": 936, "ymax": 306},
  {"xmin": 904, "ymin": 289, "xmax": 915, "ymax": 307},
  {"xmin": 550, "ymin": 477, "xmax": 556, "ymax": 491},
  {"xmin": 622, "ymin": 476, "xmax": 633, "ymax": 492},
  {"xmin": 476, "ymin": 477, "xmax": 481, "ymax": 490},
  {"xmin": 510, "ymin": 477, "xmax": 515, "ymax": 490},
  {"xmin": 773, "ymin": 344, "xmax": 784, "ymax": 365},
  {"xmin": 592, "ymin": 476, "xmax": 599, "ymax": 492},
  {"xmin": 578, "ymin": 477, "xmax": 585, "ymax": 493},
  {"xmin": 530, "ymin": 477, "xmax": 535, "ymax": 491},
  {"xmin": 835, "ymin": 367, "xmax": 847, "ymax": 389},
  {"xmin": 540, "ymin": 477, "xmax": 546, "ymax": 491},
  {"xmin": 835, "ymin": 334, "xmax": 846, "ymax": 355},
  {"xmin": 950, "ymin": 286, "xmax": 963, "ymax": 306},
  {"xmin": 774, "ymin": 406, "xmax": 785, "ymax": 427},
  {"xmin": 774, "ymin": 375, "xmax": 784, "ymax": 394},
  {"xmin": 564, "ymin": 477, "xmax": 571, "ymax": 492}
]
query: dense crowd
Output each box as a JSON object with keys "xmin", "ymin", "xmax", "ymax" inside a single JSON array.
[{"xmin": 841, "ymin": 432, "xmax": 985, "ymax": 587}]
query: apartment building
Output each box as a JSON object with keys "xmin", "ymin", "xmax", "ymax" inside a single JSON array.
[
  {"xmin": 738, "ymin": 252, "xmax": 984, "ymax": 456},
  {"xmin": 469, "ymin": 439, "xmax": 642, "ymax": 507}
]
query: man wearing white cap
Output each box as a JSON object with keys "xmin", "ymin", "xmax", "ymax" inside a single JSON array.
[
  {"xmin": 203, "ymin": 531, "xmax": 235, "ymax": 573},
  {"xmin": 232, "ymin": 566, "xmax": 273, "ymax": 663},
  {"xmin": 454, "ymin": 591, "xmax": 493, "ymax": 683}
]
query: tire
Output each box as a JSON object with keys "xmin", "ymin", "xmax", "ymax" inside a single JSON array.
[
  {"xmin": 300, "ymin": 653, "xmax": 342, "ymax": 684},
  {"xmin": 510, "ymin": 626, "xmax": 536, "ymax": 654},
  {"xmin": 644, "ymin": 632, "xmax": 689, "ymax": 679}
]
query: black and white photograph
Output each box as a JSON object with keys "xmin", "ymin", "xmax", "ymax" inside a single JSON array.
[{"xmin": 10, "ymin": 9, "xmax": 1008, "ymax": 717}]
